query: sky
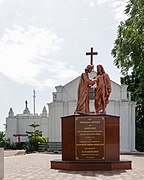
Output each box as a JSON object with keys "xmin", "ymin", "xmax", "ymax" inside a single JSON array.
[{"xmin": 0, "ymin": 0, "xmax": 128, "ymax": 131}]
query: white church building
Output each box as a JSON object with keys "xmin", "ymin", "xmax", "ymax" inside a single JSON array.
[
  {"xmin": 48, "ymin": 71, "xmax": 136, "ymax": 153},
  {"xmin": 6, "ymin": 71, "xmax": 136, "ymax": 153},
  {"xmin": 5, "ymin": 104, "xmax": 48, "ymax": 143}
]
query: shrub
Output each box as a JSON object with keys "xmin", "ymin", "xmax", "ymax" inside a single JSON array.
[{"xmin": 26, "ymin": 135, "xmax": 48, "ymax": 153}]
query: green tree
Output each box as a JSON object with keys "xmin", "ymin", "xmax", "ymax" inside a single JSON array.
[
  {"xmin": 26, "ymin": 122, "xmax": 48, "ymax": 152},
  {"xmin": 111, "ymin": 0, "xmax": 144, "ymax": 119},
  {"xmin": 136, "ymin": 128, "xmax": 144, "ymax": 151},
  {"xmin": 26, "ymin": 122, "xmax": 42, "ymax": 137},
  {"xmin": 0, "ymin": 132, "xmax": 5, "ymax": 147},
  {"xmin": 111, "ymin": 0, "xmax": 144, "ymax": 151}
]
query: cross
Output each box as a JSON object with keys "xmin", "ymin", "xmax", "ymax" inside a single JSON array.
[{"xmin": 86, "ymin": 47, "xmax": 98, "ymax": 65}]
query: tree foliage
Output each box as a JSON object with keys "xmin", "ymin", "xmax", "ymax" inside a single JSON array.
[
  {"xmin": 111, "ymin": 0, "xmax": 144, "ymax": 118},
  {"xmin": 136, "ymin": 128, "xmax": 144, "ymax": 151},
  {"xmin": 26, "ymin": 122, "xmax": 48, "ymax": 152},
  {"xmin": 26, "ymin": 122, "xmax": 42, "ymax": 137},
  {"xmin": 0, "ymin": 132, "xmax": 5, "ymax": 147}
]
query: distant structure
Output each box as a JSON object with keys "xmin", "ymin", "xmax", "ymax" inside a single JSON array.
[
  {"xmin": 33, "ymin": 90, "xmax": 36, "ymax": 115},
  {"xmin": 23, "ymin": 100, "xmax": 30, "ymax": 115},
  {"xmin": 5, "ymin": 101, "xmax": 48, "ymax": 143}
]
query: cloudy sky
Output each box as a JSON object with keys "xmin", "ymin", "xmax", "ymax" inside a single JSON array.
[{"xmin": 0, "ymin": 0, "xmax": 128, "ymax": 131}]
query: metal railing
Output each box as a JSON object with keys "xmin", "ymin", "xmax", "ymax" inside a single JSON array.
[{"xmin": 38, "ymin": 142, "xmax": 62, "ymax": 153}]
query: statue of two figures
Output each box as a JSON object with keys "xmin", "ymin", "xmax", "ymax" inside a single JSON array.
[{"xmin": 74, "ymin": 64, "xmax": 111, "ymax": 115}]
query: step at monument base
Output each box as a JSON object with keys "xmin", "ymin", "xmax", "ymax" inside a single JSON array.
[{"xmin": 51, "ymin": 160, "xmax": 132, "ymax": 171}]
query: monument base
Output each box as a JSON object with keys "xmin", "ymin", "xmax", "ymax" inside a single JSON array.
[
  {"xmin": 51, "ymin": 114, "xmax": 132, "ymax": 171},
  {"xmin": 51, "ymin": 160, "xmax": 132, "ymax": 171}
]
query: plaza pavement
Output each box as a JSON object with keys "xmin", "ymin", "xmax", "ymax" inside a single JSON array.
[{"xmin": 4, "ymin": 152, "xmax": 144, "ymax": 180}]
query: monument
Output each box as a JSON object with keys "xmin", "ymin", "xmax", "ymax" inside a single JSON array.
[{"xmin": 51, "ymin": 47, "xmax": 132, "ymax": 170}]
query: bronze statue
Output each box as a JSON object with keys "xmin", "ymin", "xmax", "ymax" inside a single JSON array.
[
  {"xmin": 74, "ymin": 65, "xmax": 94, "ymax": 114},
  {"xmin": 93, "ymin": 64, "xmax": 111, "ymax": 114}
]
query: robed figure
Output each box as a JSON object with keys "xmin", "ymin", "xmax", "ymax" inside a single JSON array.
[
  {"xmin": 74, "ymin": 65, "xmax": 94, "ymax": 114},
  {"xmin": 93, "ymin": 64, "xmax": 111, "ymax": 113}
]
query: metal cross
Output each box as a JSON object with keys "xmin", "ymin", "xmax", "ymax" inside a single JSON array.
[{"xmin": 86, "ymin": 47, "xmax": 98, "ymax": 65}]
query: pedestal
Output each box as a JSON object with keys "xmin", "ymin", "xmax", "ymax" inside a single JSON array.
[{"xmin": 51, "ymin": 114, "xmax": 132, "ymax": 170}]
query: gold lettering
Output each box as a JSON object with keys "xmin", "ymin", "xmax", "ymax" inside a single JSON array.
[
  {"xmin": 85, "ymin": 148, "xmax": 96, "ymax": 150},
  {"xmin": 82, "ymin": 151, "xmax": 99, "ymax": 153},
  {"xmin": 77, "ymin": 144, "xmax": 104, "ymax": 146},
  {"xmin": 80, "ymin": 122, "xmax": 92, "ymax": 124},
  {"xmin": 75, "ymin": 118, "xmax": 105, "ymax": 160},
  {"xmin": 84, "ymin": 127, "xmax": 91, "ymax": 130},
  {"xmin": 77, "ymin": 130, "xmax": 103, "ymax": 133},
  {"xmin": 79, "ymin": 141, "xmax": 101, "ymax": 143},
  {"xmin": 79, "ymin": 121, "xmax": 101, "ymax": 124},
  {"xmin": 85, "ymin": 157, "xmax": 96, "ymax": 159}
]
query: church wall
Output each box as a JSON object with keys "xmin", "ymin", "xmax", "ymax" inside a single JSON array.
[
  {"xmin": 48, "ymin": 101, "xmax": 78, "ymax": 142},
  {"xmin": 60, "ymin": 79, "xmax": 121, "ymax": 104},
  {"xmin": 64, "ymin": 101, "xmax": 77, "ymax": 115},
  {"xmin": 61, "ymin": 73, "xmax": 121, "ymax": 103},
  {"xmin": 103, "ymin": 100, "xmax": 136, "ymax": 152},
  {"xmin": 128, "ymin": 102, "xmax": 136, "ymax": 151},
  {"xmin": 62, "ymin": 78, "xmax": 79, "ymax": 102},
  {"xmin": 128, "ymin": 102, "xmax": 132, "ymax": 151},
  {"xmin": 120, "ymin": 101, "xmax": 130, "ymax": 152},
  {"xmin": 6, "ymin": 115, "xmax": 49, "ymax": 143},
  {"xmin": 40, "ymin": 117, "xmax": 49, "ymax": 138},
  {"xmin": 131, "ymin": 102, "xmax": 136, "ymax": 151},
  {"xmin": 48, "ymin": 103, "xmax": 55, "ymax": 141},
  {"xmin": 106, "ymin": 100, "xmax": 120, "ymax": 116},
  {"xmin": 6, "ymin": 117, "xmax": 18, "ymax": 143},
  {"xmin": 17, "ymin": 116, "xmax": 48, "ymax": 138},
  {"xmin": 48, "ymin": 102, "xmax": 64, "ymax": 142},
  {"xmin": 63, "ymin": 102, "xmax": 69, "ymax": 115},
  {"xmin": 109, "ymin": 81, "xmax": 121, "ymax": 101}
]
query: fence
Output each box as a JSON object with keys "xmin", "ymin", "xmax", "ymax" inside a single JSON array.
[{"xmin": 38, "ymin": 142, "xmax": 62, "ymax": 153}]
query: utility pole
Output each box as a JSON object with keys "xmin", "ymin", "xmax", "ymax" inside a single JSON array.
[{"xmin": 33, "ymin": 90, "xmax": 36, "ymax": 115}]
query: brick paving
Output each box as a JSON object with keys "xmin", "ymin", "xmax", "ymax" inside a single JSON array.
[{"xmin": 4, "ymin": 153, "xmax": 144, "ymax": 180}]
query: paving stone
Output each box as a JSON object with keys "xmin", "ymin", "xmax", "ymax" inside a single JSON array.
[{"xmin": 4, "ymin": 153, "xmax": 144, "ymax": 180}]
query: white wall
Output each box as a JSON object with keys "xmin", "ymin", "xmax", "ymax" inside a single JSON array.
[
  {"xmin": 110, "ymin": 81, "xmax": 121, "ymax": 101},
  {"xmin": 6, "ymin": 115, "xmax": 49, "ymax": 143},
  {"xmin": 6, "ymin": 117, "xmax": 18, "ymax": 143},
  {"xmin": 48, "ymin": 102, "xmax": 64, "ymax": 142},
  {"xmin": 0, "ymin": 148, "xmax": 4, "ymax": 180}
]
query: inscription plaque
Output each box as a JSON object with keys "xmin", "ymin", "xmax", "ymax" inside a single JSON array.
[{"xmin": 75, "ymin": 117, "xmax": 105, "ymax": 160}]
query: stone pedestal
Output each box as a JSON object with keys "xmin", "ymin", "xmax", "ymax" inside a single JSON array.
[
  {"xmin": 51, "ymin": 114, "xmax": 132, "ymax": 170},
  {"xmin": 0, "ymin": 148, "xmax": 4, "ymax": 180}
]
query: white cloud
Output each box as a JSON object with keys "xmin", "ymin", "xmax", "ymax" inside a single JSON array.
[
  {"xmin": 112, "ymin": 1, "xmax": 128, "ymax": 22},
  {"xmin": 97, "ymin": 0, "xmax": 112, "ymax": 4},
  {"xmin": 0, "ymin": 24, "xmax": 79, "ymax": 89},
  {"xmin": 84, "ymin": 0, "xmax": 128, "ymax": 21},
  {"xmin": 83, "ymin": 0, "xmax": 96, "ymax": 7}
]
